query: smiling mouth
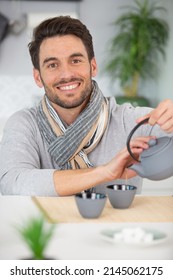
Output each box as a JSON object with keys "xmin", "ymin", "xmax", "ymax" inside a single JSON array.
[{"xmin": 57, "ymin": 82, "xmax": 80, "ymax": 91}]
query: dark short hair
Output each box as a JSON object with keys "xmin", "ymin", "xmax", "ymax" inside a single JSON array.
[{"xmin": 28, "ymin": 16, "xmax": 95, "ymax": 69}]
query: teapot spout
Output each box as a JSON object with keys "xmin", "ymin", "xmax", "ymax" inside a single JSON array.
[{"xmin": 129, "ymin": 164, "xmax": 145, "ymax": 178}]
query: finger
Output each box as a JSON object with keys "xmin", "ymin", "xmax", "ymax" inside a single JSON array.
[
  {"xmin": 136, "ymin": 113, "xmax": 151, "ymax": 124},
  {"xmin": 130, "ymin": 148, "xmax": 143, "ymax": 160},
  {"xmin": 136, "ymin": 100, "xmax": 173, "ymax": 127},
  {"xmin": 166, "ymin": 124, "xmax": 173, "ymax": 133},
  {"xmin": 147, "ymin": 99, "xmax": 173, "ymax": 126},
  {"xmin": 130, "ymin": 136, "xmax": 155, "ymax": 149},
  {"xmin": 159, "ymin": 117, "xmax": 173, "ymax": 132},
  {"xmin": 155, "ymin": 111, "xmax": 173, "ymax": 128},
  {"xmin": 121, "ymin": 147, "xmax": 144, "ymax": 163},
  {"xmin": 131, "ymin": 142, "xmax": 149, "ymax": 150}
]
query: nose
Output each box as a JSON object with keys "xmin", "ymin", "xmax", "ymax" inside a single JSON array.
[{"xmin": 58, "ymin": 62, "xmax": 75, "ymax": 80}]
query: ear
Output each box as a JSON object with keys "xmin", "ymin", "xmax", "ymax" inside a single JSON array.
[
  {"xmin": 91, "ymin": 57, "xmax": 98, "ymax": 77},
  {"xmin": 33, "ymin": 68, "xmax": 43, "ymax": 88}
]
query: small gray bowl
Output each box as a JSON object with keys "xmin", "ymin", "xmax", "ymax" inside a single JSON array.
[
  {"xmin": 75, "ymin": 192, "xmax": 107, "ymax": 219},
  {"xmin": 106, "ymin": 184, "xmax": 137, "ymax": 209}
]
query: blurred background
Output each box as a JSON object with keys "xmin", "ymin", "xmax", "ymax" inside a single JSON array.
[{"xmin": 0, "ymin": 0, "xmax": 173, "ymax": 120}]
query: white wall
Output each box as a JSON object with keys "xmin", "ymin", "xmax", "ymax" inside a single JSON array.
[
  {"xmin": 0, "ymin": 0, "xmax": 79, "ymax": 75},
  {"xmin": 0, "ymin": 0, "xmax": 173, "ymax": 103}
]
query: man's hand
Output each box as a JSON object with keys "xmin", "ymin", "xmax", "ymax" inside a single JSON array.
[
  {"xmin": 103, "ymin": 136, "xmax": 153, "ymax": 181},
  {"xmin": 137, "ymin": 99, "xmax": 173, "ymax": 133},
  {"xmin": 54, "ymin": 136, "xmax": 153, "ymax": 196}
]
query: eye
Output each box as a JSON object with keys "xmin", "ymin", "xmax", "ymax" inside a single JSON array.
[
  {"xmin": 72, "ymin": 59, "xmax": 81, "ymax": 64},
  {"xmin": 48, "ymin": 63, "xmax": 58, "ymax": 69}
]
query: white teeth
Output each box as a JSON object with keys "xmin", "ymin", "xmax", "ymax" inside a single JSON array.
[{"xmin": 59, "ymin": 83, "xmax": 78, "ymax": 90}]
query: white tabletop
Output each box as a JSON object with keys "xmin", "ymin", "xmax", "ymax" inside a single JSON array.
[{"xmin": 0, "ymin": 196, "xmax": 173, "ymax": 260}]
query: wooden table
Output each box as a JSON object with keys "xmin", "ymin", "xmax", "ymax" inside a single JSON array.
[{"xmin": 33, "ymin": 195, "xmax": 173, "ymax": 223}]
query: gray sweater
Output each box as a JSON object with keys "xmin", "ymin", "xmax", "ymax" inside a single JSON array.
[{"xmin": 0, "ymin": 97, "xmax": 163, "ymax": 196}]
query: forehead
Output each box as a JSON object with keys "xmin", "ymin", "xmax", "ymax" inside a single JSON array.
[{"xmin": 39, "ymin": 34, "xmax": 88, "ymax": 59}]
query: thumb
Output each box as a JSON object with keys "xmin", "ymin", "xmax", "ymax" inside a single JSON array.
[{"xmin": 136, "ymin": 113, "xmax": 151, "ymax": 124}]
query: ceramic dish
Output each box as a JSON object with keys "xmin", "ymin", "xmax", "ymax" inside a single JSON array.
[{"xmin": 100, "ymin": 227, "xmax": 167, "ymax": 247}]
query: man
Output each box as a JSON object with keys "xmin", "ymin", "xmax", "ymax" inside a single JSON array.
[{"xmin": 0, "ymin": 16, "xmax": 173, "ymax": 196}]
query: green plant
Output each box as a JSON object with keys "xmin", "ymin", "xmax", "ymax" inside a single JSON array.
[
  {"xmin": 105, "ymin": 0, "xmax": 169, "ymax": 98},
  {"xmin": 16, "ymin": 216, "xmax": 55, "ymax": 260}
]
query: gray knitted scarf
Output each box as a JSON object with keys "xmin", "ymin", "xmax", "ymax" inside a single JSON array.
[{"xmin": 37, "ymin": 80, "xmax": 108, "ymax": 169}]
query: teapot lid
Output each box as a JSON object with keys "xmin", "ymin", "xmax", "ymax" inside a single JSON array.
[{"xmin": 141, "ymin": 137, "xmax": 171, "ymax": 158}]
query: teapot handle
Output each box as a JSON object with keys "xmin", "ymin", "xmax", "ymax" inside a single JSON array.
[{"xmin": 126, "ymin": 117, "xmax": 150, "ymax": 162}]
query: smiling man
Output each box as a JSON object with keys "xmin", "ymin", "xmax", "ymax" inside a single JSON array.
[{"xmin": 0, "ymin": 16, "xmax": 173, "ymax": 196}]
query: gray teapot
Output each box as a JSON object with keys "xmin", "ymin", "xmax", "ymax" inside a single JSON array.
[{"xmin": 126, "ymin": 118, "xmax": 173, "ymax": 180}]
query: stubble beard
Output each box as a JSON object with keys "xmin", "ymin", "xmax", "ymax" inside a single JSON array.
[{"xmin": 42, "ymin": 78, "xmax": 93, "ymax": 109}]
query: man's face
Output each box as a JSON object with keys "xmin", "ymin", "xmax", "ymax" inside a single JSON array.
[{"xmin": 33, "ymin": 34, "xmax": 97, "ymax": 110}]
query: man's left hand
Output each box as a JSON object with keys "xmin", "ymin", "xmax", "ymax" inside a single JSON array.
[{"xmin": 137, "ymin": 99, "xmax": 173, "ymax": 133}]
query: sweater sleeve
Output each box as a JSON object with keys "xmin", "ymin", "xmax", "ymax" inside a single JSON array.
[{"xmin": 0, "ymin": 110, "xmax": 58, "ymax": 196}]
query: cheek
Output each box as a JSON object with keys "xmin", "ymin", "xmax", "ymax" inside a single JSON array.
[
  {"xmin": 41, "ymin": 72, "xmax": 56, "ymax": 87},
  {"xmin": 81, "ymin": 66, "xmax": 94, "ymax": 79}
]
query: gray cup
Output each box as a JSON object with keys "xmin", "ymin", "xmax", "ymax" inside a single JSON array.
[
  {"xmin": 75, "ymin": 192, "xmax": 107, "ymax": 219},
  {"xmin": 106, "ymin": 184, "xmax": 137, "ymax": 209}
]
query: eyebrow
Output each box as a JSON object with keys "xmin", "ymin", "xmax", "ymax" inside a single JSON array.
[
  {"xmin": 42, "ymin": 52, "xmax": 85, "ymax": 66},
  {"xmin": 42, "ymin": 57, "xmax": 57, "ymax": 67},
  {"xmin": 70, "ymin": 52, "xmax": 85, "ymax": 58}
]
